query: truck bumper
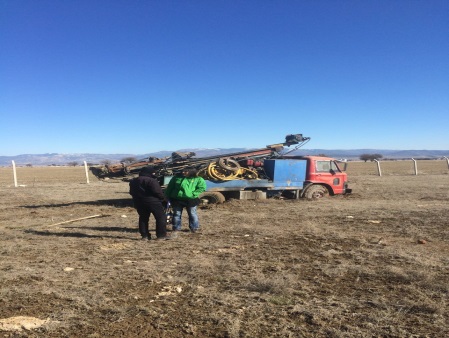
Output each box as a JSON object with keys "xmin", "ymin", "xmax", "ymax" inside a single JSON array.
[{"xmin": 344, "ymin": 182, "xmax": 352, "ymax": 194}]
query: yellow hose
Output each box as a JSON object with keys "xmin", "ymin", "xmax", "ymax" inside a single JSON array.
[{"xmin": 204, "ymin": 162, "xmax": 259, "ymax": 181}]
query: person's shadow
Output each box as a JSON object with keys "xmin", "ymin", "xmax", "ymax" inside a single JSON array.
[
  {"xmin": 20, "ymin": 198, "xmax": 134, "ymax": 209},
  {"xmin": 25, "ymin": 224, "xmax": 140, "ymax": 240}
]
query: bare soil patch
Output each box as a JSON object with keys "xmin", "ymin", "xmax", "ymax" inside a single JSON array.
[{"xmin": 0, "ymin": 165, "xmax": 448, "ymax": 337}]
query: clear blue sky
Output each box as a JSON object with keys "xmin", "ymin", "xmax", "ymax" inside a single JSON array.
[{"xmin": 1, "ymin": 0, "xmax": 448, "ymax": 156}]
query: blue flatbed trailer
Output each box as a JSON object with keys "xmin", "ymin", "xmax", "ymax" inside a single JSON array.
[
  {"xmin": 205, "ymin": 159, "xmax": 307, "ymax": 191},
  {"xmin": 164, "ymin": 159, "xmax": 311, "ymax": 203}
]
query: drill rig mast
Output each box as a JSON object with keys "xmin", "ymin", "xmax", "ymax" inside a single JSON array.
[{"xmin": 89, "ymin": 134, "xmax": 310, "ymax": 181}]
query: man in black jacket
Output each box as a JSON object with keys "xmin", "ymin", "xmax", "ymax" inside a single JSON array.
[{"xmin": 129, "ymin": 167, "xmax": 170, "ymax": 240}]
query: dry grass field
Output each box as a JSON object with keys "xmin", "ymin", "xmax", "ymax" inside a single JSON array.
[{"xmin": 0, "ymin": 161, "xmax": 448, "ymax": 337}]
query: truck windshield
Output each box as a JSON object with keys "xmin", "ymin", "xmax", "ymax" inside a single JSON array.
[
  {"xmin": 336, "ymin": 160, "xmax": 348, "ymax": 172},
  {"xmin": 316, "ymin": 160, "xmax": 340, "ymax": 173}
]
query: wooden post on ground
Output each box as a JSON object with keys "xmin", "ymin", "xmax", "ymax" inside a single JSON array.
[
  {"xmin": 12, "ymin": 161, "xmax": 18, "ymax": 187},
  {"xmin": 374, "ymin": 159, "xmax": 382, "ymax": 176},
  {"xmin": 84, "ymin": 161, "xmax": 90, "ymax": 184},
  {"xmin": 412, "ymin": 158, "xmax": 418, "ymax": 175},
  {"xmin": 444, "ymin": 156, "xmax": 449, "ymax": 170}
]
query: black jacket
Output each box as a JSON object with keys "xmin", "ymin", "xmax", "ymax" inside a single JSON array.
[{"xmin": 129, "ymin": 176, "xmax": 165, "ymax": 203}]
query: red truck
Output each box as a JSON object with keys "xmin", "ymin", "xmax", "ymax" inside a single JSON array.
[{"xmin": 181, "ymin": 155, "xmax": 351, "ymax": 204}]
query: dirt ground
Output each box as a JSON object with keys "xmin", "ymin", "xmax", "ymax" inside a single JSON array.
[{"xmin": 0, "ymin": 162, "xmax": 448, "ymax": 337}]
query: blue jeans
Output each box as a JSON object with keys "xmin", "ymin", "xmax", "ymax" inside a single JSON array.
[{"xmin": 172, "ymin": 204, "xmax": 199, "ymax": 231}]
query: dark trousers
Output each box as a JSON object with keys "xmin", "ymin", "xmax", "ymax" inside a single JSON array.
[{"xmin": 133, "ymin": 199, "xmax": 167, "ymax": 238}]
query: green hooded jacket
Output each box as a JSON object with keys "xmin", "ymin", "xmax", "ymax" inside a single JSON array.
[{"xmin": 165, "ymin": 175, "xmax": 207, "ymax": 201}]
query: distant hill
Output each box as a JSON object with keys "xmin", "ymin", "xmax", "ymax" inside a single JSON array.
[
  {"xmin": 1, "ymin": 149, "xmax": 448, "ymax": 166},
  {"xmin": 288, "ymin": 149, "xmax": 449, "ymax": 160}
]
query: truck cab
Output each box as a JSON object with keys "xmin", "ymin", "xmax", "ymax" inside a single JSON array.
[{"xmin": 291, "ymin": 155, "xmax": 351, "ymax": 199}]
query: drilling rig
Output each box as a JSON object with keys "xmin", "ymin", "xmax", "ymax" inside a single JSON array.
[
  {"xmin": 89, "ymin": 134, "xmax": 310, "ymax": 181},
  {"xmin": 89, "ymin": 134, "xmax": 351, "ymax": 203}
]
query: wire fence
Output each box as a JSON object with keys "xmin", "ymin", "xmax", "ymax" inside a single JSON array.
[
  {"xmin": 0, "ymin": 165, "xmax": 97, "ymax": 187},
  {"xmin": 346, "ymin": 159, "xmax": 449, "ymax": 176},
  {"xmin": 1, "ymin": 159, "xmax": 448, "ymax": 187}
]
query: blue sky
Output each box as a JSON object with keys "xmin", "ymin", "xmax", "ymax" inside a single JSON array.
[{"xmin": 1, "ymin": 0, "xmax": 448, "ymax": 156}]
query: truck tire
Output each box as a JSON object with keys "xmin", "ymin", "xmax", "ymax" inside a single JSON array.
[
  {"xmin": 217, "ymin": 158, "xmax": 240, "ymax": 172},
  {"xmin": 199, "ymin": 191, "xmax": 226, "ymax": 204},
  {"xmin": 304, "ymin": 185, "xmax": 329, "ymax": 200}
]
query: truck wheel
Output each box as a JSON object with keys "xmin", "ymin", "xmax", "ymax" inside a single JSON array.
[
  {"xmin": 199, "ymin": 192, "xmax": 226, "ymax": 204},
  {"xmin": 304, "ymin": 185, "xmax": 329, "ymax": 200}
]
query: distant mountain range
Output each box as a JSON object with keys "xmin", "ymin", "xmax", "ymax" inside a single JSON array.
[{"xmin": 1, "ymin": 148, "xmax": 448, "ymax": 166}]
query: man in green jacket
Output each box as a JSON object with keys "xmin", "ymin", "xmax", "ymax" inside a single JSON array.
[{"xmin": 165, "ymin": 169, "xmax": 206, "ymax": 233}]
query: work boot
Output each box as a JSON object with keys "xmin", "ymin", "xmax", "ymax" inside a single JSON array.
[{"xmin": 156, "ymin": 231, "xmax": 179, "ymax": 240}]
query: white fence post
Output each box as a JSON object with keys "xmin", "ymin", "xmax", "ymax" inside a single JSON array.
[
  {"xmin": 374, "ymin": 159, "xmax": 382, "ymax": 176},
  {"xmin": 444, "ymin": 156, "xmax": 449, "ymax": 170},
  {"xmin": 12, "ymin": 161, "xmax": 18, "ymax": 187},
  {"xmin": 84, "ymin": 161, "xmax": 90, "ymax": 184},
  {"xmin": 411, "ymin": 158, "xmax": 418, "ymax": 175}
]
